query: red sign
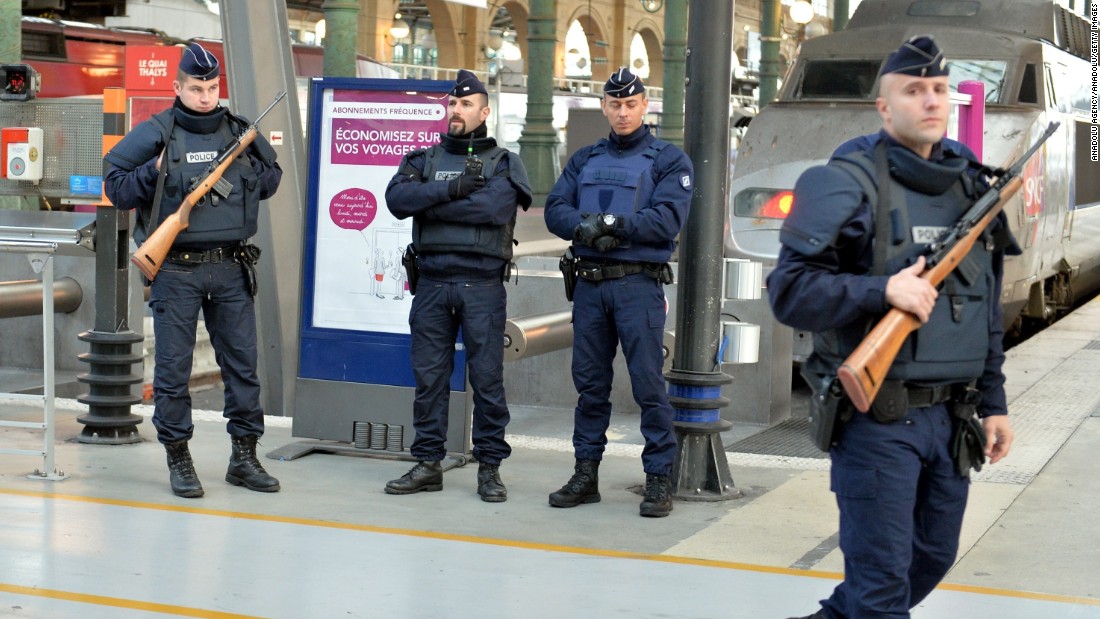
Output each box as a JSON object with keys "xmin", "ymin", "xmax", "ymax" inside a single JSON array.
[{"xmin": 125, "ymin": 45, "xmax": 181, "ymax": 93}]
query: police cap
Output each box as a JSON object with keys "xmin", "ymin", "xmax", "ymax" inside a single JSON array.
[
  {"xmin": 180, "ymin": 42, "xmax": 220, "ymax": 80},
  {"xmin": 604, "ymin": 67, "xmax": 646, "ymax": 98},
  {"xmin": 879, "ymin": 35, "xmax": 949, "ymax": 78}
]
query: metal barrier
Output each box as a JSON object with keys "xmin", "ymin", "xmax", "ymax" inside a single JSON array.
[
  {"xmin": 0, "ymin": 278, "xmax": 82, "ymax": 319},
  {"xmin": 503, "ymin": 310, "xmax": 573, "ymax": 362},
  {"xmin": 0, "ymin": 211, "xmax": 95, "ymax": 480}
]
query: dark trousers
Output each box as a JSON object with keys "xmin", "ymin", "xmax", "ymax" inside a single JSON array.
[
  {"xmin": 408, "ymin": 277, "xmax": 511, "ymax": 465},
  {"xmin": 821, "ymin": 403, "xmax": 969, "ymax": 619},
  {"xmin": 570, "ymin": 273, "xmax": 676, "ymax": 475},
  {"xmin": 149, "ymin": 259, "xmax": 264, "ymax": 444}
]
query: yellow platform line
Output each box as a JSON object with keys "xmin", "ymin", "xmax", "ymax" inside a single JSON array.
[
  {"xmin": 0, "ymin": 582, "xmax": 263, "ymax": 618},
  {"xmin": 3, "ymin": 486, "xmax": 1099, "ymax": 609}
]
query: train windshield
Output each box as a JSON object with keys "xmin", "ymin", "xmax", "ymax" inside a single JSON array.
[
  {"xmin": 794, "ymin": 58, "xmax": 1008, "ymax": 103},
  {"xmin": 948, "ymin": 59, "xmax": 1007, "ymax": 102}
]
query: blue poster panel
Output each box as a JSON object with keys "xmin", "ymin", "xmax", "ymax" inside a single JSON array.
[{"xmin": 299, "ymin": 78, "xmax": 465, "ymax": 389}]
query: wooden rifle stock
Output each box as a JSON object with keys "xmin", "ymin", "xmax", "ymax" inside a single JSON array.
[
  {"xmin": 130, "ymin": 90, "xmax": 286, "ymax": 282},
  {"xmin": 837, "ymin": 177, "xmax": 1022, "ymax": 412}
]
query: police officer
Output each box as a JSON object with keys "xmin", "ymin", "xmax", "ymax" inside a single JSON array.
[
  {"xmin": 770, "ymin": 37, "xmax": 1015, "ymax": 618},
  {"xmin": 384, "ymin": 70, "xmax": 532, "ymax": 502},
  {"xmin": 104, "ymin": 42, "xmax": 283, "ymax": 498},
  {"xmin": 544, "ymin": 68, "xmax": 693, "ymax": 518}
]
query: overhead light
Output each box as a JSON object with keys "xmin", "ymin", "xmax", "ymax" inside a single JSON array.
[
  {"xmin": 390, "ymin": 18, "xmax": 410, "ymax": 40},
  {"xmin": 639, "ymin": 0, "xmax": 663, "ymax": 13},
  {"xmin": 789, "ymin": 0, "xmax": 814, "ymax": 25}
]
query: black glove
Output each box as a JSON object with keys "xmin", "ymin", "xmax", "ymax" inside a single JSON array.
[
  {"xmin": 448, "ymin": 174, "xmax": 485, "ymax": 199},
  {"xmin": 592, "ymin": 234, "xmax": 621, "ymax": 252},
  {"xmin": 573, "ymin": 213, "xmax": 603, "ymax": 246}
]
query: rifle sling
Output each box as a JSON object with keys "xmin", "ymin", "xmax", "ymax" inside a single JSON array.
[{"xmin": 145, "ymin": 113, "xmax": 175, "ymax": 245}]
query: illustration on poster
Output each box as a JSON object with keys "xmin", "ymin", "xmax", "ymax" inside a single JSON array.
[{"xmin": 329, "ymin": 188, "xmax": 378, "ymax": 231}]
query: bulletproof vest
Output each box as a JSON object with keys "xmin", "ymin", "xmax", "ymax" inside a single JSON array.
[
  {"xmin": 577, "ymin": 140, "xmax": 664, "ymax": 218},
  {"xmin": 413, "ymin": 145, "xmax": 516, "ymax": 260},
  {"xmin": 148, "ymin": 110, "xmax": 260, "ymax": 246},
  {"xmin": 816, "ymin": 145, "xmax": 993, "ymax": 383}
]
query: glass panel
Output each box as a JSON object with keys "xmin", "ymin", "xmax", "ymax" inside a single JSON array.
[
  {"xmin": 796, "ymin": 60, "xmax": 880, "ymax": 99},
  {"xmin": 948, "ymin": 59, "xmax": 1007, "ymax": 103}
]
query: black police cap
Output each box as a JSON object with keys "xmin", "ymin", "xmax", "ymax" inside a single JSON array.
[
  {"xmin": 604, "ymin": 67, "xmax": 646, "ymax": 98},
  {"xmin": 879, "ymin": 35, "xmax": 949, "ymax": 78},
  {"xmin": 451, "ymin": 69, "xmax": 488, "ymax": 97},
  {"xmin": 179, "ymin": 42, "xmax": 220, "ymax": 80}
]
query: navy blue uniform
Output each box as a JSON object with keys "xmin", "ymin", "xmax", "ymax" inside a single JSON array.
[
  {"xmin": 545, "ymin": 126, "xmax": 693, "ymax": 476},
  {"xmin": 105, "ymin": 100, "xmax": 282, "ymax": 445},
  {"xmin": 768, "ymin": 131, "xmax": 1011, "ymax": 618},
  {"xmin": 386, "ymin": 131, "xmax": 530, "ymax": 465}
]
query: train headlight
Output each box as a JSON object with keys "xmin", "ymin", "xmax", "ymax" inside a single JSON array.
[{"xmin": 733, "ymin": 188, "xmax": 794, "ymax": 220}]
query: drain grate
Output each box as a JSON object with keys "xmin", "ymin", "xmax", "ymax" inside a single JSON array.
[{"xmin": 726, "ymin": 418, "xmax": 828, "ymax": 460}]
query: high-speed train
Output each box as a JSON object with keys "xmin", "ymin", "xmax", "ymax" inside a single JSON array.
[{"xmin": 728, "ymin": 0, "xmax": 1098, "ymax": 337}]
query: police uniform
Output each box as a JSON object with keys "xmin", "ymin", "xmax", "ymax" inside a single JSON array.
[
  {"xmin": 384, "ymin": 70, "xmax": 533, "ymax": 502},
  {"xmin": 769, "ymin": 37, "xmax": 1016, "ymax": 619},
  {"xmin": 544, "ymin": 68, "xmax": 693, "ymax": 517},
  {"xmin": 104, "ymin": 42, "xmax": 283, "ymax": 498}
]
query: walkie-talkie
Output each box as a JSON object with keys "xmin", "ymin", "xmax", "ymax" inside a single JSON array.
[{"xmin": 464, "ymin": 136, "xmax": 483, "ymax": 177}]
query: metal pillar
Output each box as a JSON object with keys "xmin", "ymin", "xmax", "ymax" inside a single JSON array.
[
  {"xmin": 758, "ymin": 0, "xmax": 781, "ymax": 110},
  {"xmin": 518, "ymin": 0, "xmax": 560, "ymax": 207},
  {"xmin": 221, "ymin": 0, "xmax": 307, "ymax": 417},
  {"xmin": 668, "ymin": 0, "xmax": 739, "ymax": 501},
  {"xmin": 659, "ymin": 0, "xmax": 688, "ymax": 146},
  {"xmin": 75, "ymin": 206, "xmax": 144, "ymax": 444},
  {"xmin": 321, "ymin": 0, "xmax": 359, "ymax": 77},
  {"xmin": 77, "ymin": 88, "xmax": 144, "ymax": 444},
  {"xmin": 833, "ymin": 0, "xmax": 850, "ymax": 32}
]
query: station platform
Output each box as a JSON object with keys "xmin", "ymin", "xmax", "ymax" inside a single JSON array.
[{"xmin": 2, "ymin": 297, "xmax": 1100, "ymax": 618}]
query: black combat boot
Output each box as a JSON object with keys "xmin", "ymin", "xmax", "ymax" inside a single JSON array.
[
  {"xmin": 639, "ymin": 473, "xmax": 673, "ymax": 517},
  {"xmin": 477, "ymin": 463, "xmax": 507, "ymax": 503},
  {"xmin": 226, "ymin": 436, "xmax": 281, "ymax": 492},
  {"xmin": 164, "ymin": 440, "xmax": 204, "ymax": 498},
  {"xmin": 548, "ymin": 459, "xmax": 600, "ymax": 507},
  {"xmin": 786, "ymin": 612, "xmax": 828, "ymax": 619},
  {"xmin": 385, "ymin": 461, "xmax": 443, "ymax": 494}
]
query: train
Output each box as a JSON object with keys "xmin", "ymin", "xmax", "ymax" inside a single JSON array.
[
  {"xmin": 18, "ymin": 16, "xmax": 396, "ymax": 99},
  {"xmin": 727, "ymin": 0, "xmax": 1098, "ymax": 342}
]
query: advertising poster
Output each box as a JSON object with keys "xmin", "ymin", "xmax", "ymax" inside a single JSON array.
[{"xmin": 311, "ymin": 87, "xmax": 448, "ymax": 334}]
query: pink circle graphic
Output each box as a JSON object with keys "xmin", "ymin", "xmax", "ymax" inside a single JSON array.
[{"xmin": 329, "ymin": 188, "xmax": 377, "ymax": 231}]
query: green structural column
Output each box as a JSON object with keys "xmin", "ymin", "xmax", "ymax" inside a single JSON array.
[
  {"xmin": 321, "ymin": 0, "xmax": 359, "ymax": 77},
  {"xmin": 0, "ymin": 0, "xmax": 18, "ymax": 63},
  {"xmin": 758, "ymin": 0, "xmax": 781, "ymax": 110},
  {"xmin": 834, "ymin": 0, "xmax": 849, "ymax": 32},
  {"xmin": 660, "ymin": 0, "xmax": 688, "ymax": 147},
  {"xmin": 0, "ymin": 0, "xmax": 20, "ymax": 210},
  {"xmin": 518, "ymin": 0, "xmax": 560, "ymax": 206}
]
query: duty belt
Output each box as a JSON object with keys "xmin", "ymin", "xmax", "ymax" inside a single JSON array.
[
  {"xmin": 167, "ymin": 245, "xmax": 240, "ymax": 265},
  {"xmin": 576, "ymin": 261, "xmax": 646, "ymax": 282},
  {"xmin": 906, "ymin": 384, "xmax": 958, "ymax": 408}
]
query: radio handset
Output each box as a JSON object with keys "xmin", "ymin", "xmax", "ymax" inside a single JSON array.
[{"xmin": 464, "ymin": 136, "xmax": 483, "ymax": 177}]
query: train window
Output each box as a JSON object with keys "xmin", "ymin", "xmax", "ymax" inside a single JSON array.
[
  {"xmin": 22, "ymin": 31, "xmax": 65, "ymax": 60},
  {"xmin": 1018, "ymin": 64, "xmax": 1038, "ymax": 104},
  {"xmin": 907, "ymin": 1, "xmax": 980, "ymax": 17},
  {"xmin": 797, "ymin": 60, "xmax": 879, "ymax": 99},
  {"xmin": 947, "ymin": 60, "xmax": 1006, "ymax": 103}
]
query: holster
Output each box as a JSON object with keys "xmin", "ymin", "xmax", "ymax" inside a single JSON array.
[
  {"xmin": 402, "ymin": 243, "xmax": 420, "ymax": 295},
  {"xmin": 559, "ymin": 247, "xmax": 578, "ymax": 302},
  {"xmin": 235, "ymin": 243, "xmax": 261, "ymax": 298},
  {"xmin": 949, "ymin": 385, "xmax": 987, "ymax": 477},
  {"xmin": 801, "ymin": 364, "xmax": 850, "ymax": 451}
]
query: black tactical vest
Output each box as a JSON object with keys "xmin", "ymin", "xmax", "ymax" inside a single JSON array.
[
  {"xmin": 413, "ymin": 145, "xmax": 516, "ymax": 260},
  {"xmin": 816, "ymin": 145, "xmax": 993, "ymax": 383}
]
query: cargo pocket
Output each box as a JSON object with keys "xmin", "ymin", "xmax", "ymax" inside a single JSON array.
[{"xmin": 830, "ymin": 464, "xmax": 877, "ymax": 499}]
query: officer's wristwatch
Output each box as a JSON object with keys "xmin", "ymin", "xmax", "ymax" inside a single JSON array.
[{"xmin": 601, "ymin": 213, "xmax": 617, "ymax": 228}]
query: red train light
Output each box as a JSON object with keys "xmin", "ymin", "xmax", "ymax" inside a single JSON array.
[
  {"xmin": 733, "ymin": 188, "xmax": 794, "ymax": 220},
  {"xmin": 760, "ymin": 191, "xmax": 794, "ymax": 219}
]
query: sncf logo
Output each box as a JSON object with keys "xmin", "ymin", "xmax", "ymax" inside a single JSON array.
[{"xmin": 186, "ymin": 151, "xmax": 218, "ymax": 164}]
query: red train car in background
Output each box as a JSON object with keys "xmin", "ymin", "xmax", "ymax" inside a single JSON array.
[{"xmin": 20, "ymin": 16, "xmax": 395, "ymax": 99}]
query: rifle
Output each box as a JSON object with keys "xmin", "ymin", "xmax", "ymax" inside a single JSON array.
[
  {"xmin": 130, "ymin": 90, "xmax": 287, "ymax": 282},
  {"xmin": 837, "ymin": 122, "xmax": 1060, "ymax": 413}
]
